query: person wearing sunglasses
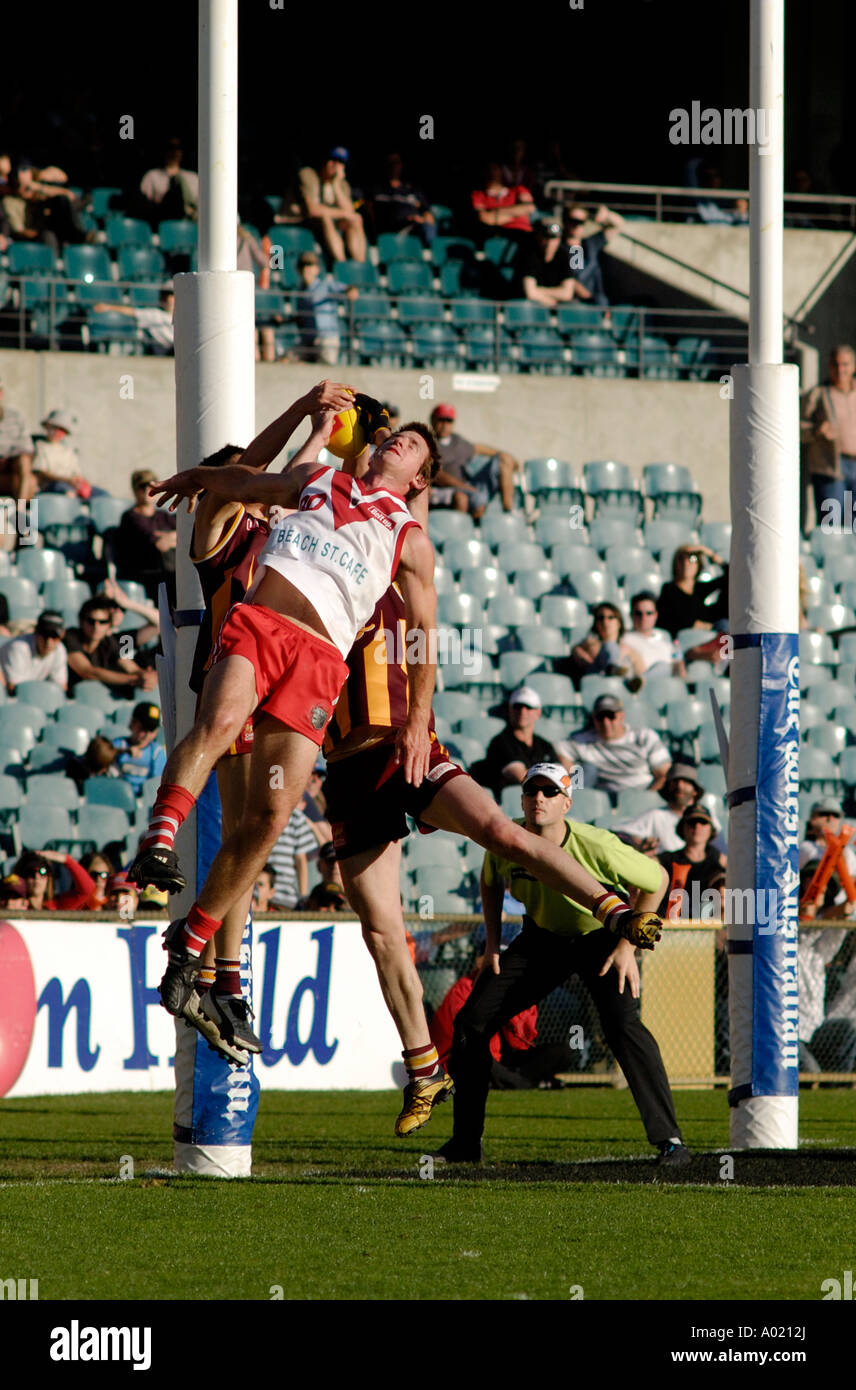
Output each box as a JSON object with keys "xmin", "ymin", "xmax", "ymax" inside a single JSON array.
[
  {"xmin": 8, "ymin": 849, "xmax": 98, "ymax": 911},
  {"xmin": 658, "ymin": 805, "xmax": 726, "ymax": 919},
  {"xmin": 64, "ymin": 596, "xmax": 158, "ymax": 698},
  {"xmin": 560, "ymin": 203, "xmax": 624, "ymax": 306},
  {"xmin": 621, "ymin": 591, "xmax": 685, "ymax": 680},
  {"xmin": 436, "ymin": 761, "xmax": 688, "ymax": 1167},
  {"xmin": 565, "ymin": 694, "xmax": 672, "ymax": 795},
  {"xmin": 566, "ymin": 602, "xmax": 645, "ymax": 688}
]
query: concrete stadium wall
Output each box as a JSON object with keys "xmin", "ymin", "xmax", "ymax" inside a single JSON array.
[{"xmin": 0, "ymin": 349, "xmax": 732, "ymax": 521}]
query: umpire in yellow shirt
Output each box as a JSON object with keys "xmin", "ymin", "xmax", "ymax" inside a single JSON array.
[{"xmin": 436, "ymin": 763, "xmax": 690, "ymax": 1166}]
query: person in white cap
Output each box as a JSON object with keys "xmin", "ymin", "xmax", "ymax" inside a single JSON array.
[
  {"xmin": 481, "ymin": 684, "xmax": 569, "ymax": 798},
  {"xmin": 435, "ymin": 761, "xmax": 689, "ymax": 1167},
  {"xmin": 32, "ymin": 408, "xmax": 104, "ymax": 499}
]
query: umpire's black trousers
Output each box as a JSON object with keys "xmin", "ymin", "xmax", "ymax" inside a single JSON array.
[{"xmin": 448, "ymin": 923, "xmax": 682, "ymax": 1149}]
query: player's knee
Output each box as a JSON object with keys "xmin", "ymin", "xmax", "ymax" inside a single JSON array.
[
  {"xmin": 481, "ymin": 809, "xmax": 527, "ymax": 861},
  {"xmin": 197, "ymin": 702, "xmax": 245, "ymax": 750},
  {"xmin": 244, "ymin": 805, "xmax": 289, "ymax": 852}
]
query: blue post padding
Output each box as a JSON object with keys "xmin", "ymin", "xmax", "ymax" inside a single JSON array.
[
  {"xmin": 752, "ymin": 633, "xmax": 800, "ymax": 1096},
  {"xmin": 188, "ymin": 770, "xmax": 261, "ymax": 1144}
]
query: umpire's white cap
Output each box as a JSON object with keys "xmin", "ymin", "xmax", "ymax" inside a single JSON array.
[{"xmin": 522, "ymin": 763, "xmax": 574, "ymax": 796}]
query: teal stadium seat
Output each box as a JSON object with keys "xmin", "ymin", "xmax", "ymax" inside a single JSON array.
[
  {"xmin": 396, "ymin": 296, "xmax": 445, "ymax": 325},
  {"xmin": 408, "ymin": 324, "xmax": 459, "ymax": 366},
  {"xmin": 480, "ymin": 513, "xmax": 531, "ymax": 548},
  {"xmin": 387, "ymin": 262, "xmax": 433, "ymax": 296},
  {"xmin": 428, "ymin": 512, "xmax": 475, "ymax": 547},
  {"xmin": 804, "ymin": 724, "xmax": 847, "ymax": 760},
  {"xmin": 77, "ymin": 805, "xmax": 131, "ymax": 850},
  {"xmin": 450, "ymin": 298, "xmax": 496, "ymax": 327},
  {"xmin": 485, "ymin": 595, "xmax": 537, "ymax": 629},
  {"xmin": 643, "ymin": 463, "xmax": 703, "ymax": 522},
  {"xmin": 504, "ymin": 542, "xmax": 548, "ymax": 576},
  {"xmin": 498, "ymin": 652, "xmax": 543, "ymax": 688},
  {"xmin": 456, "ymin": 566, "xmax": 509, "ymax": 601},
  {"xmin": 351, "ymin": 293, "xmax": 390, "ymax": 323},
  {"xmin": 589, "ymin": 518, "xmax": 641, "ymax": 556},
  {"xmin": 583, "ymin": 460, "xmax": 643, "ymax": 518},
  {"xmin": 565, "ymin": 570, "xmax": 621, "ymax": 606},
  {"xmin": 539, "ymin": 595, "xmax": 591, "ymax": 632},
  {"xmin": 504, "ymin": 300, "xmax": 551, "ymax": 330},
  {"xmin": 42, "ymin": 722, "xmax": 90, "ymax": 756},
  {"xmin": 87, "ymin": 310, "xmax": 141, "ymax": 352},
  {"xmin": 517, "ymin": 625, "xmax": 567, "ymax": 658},
  {"xmin": 799, "ymin": 747, "xmax": 841, "ymax": 794},
  {"xmin": 89, "ymin": 498, "xmax": 128, "ymax": 533},
  {"xmin": 84, "ymin": 777, "xmax": 138, "ymax": 815},
  {"xmin": 516, "ymin": 568, "xmax": 558, "ymax": 601},
  {"xmin": 90, "ymin": 188, "xmax": 122, "ymax": 221},
  {"xmin": 25, "ymin": 774, "xmax": 80, "ymax": 812},
  {"xmin": 336, "ymin": 260, "xmax": 382, "ymax": 291},
  {"xmin": 8, "ymin": 242, "xmax": 58, "ymax": 276},
  {"xmin": 13, "ymin": 680, "xmax": 66, "ymax": 714},
  {"xmin": 0, "ymin": 775, "xmax": 24, "ymax": 826},
  {"xmin": 117, "ymin": 246, "xmax": 167, "ymax": 282},
  {"xmin": 105, "ymin": 217, "xmax": 153, "ymax": 251},
  {"xmin": 459, "ymin": 324, "xmax": 513, "ymax": 369},
  {"xmin": 432, "ymin": 236, "xmax": 477, "ymax": 267},
  {"xmin": 638, "ymin": 335, "xmax": 678, "ymax": 380},
  {"xmin": 570, "ymin": 331, "xmax": 624, "ymax": 377},
  {"xmin": 527, "ymin": 458, "xmax": 583, "ymax": 505},
  {"xmin": 356, "ymin": 320, "xmax": 407, "ymax": 365},
  {"xmin": 14, "ymin": 548, "xmax": 70, "ymax": 585},
  {"xmin": 65, "ymin": 245, "xmax": 113, "ymax": 283},
  {"xmin": 17, "ymin": 805, "xmax": 73, "ymax": 850},
  {"xmin": 157, "ymin": 220, "xmax": 198, "ymax": 255},
  {"xmin": 377, "ymin": 233, "xmax": 424, "ymax": 265}
]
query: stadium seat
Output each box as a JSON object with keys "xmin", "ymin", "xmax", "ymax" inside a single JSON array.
[
  {"xmin": 376, "ymin": 232, "xmax": 424, "ymax": 265},
  {"xmin": 804, "ymin": 679, "xmax": 853, "ymax": 715},
  {"xmin": 804, "ymin": 724, "xmax": 847, "ymax": 760},
  {"xmin": 556, "ymin": 304, "xmax": 606, "ymax": 334},
  {"xmin": 569, "ymin": 788, "xmax": 611, "ymax": 822},
  {"xmin": 458, "ymin": 714, "xmax": 505, "ymax": 746},
  {"xmin": 615, "ymin": 788, "xmax": 663, "ymax": 819},
  {"xmin": 396, "ymin": 296, "xmax": 445, "ymax": 325},
  {"xmin": 427, "ymin": 511, "xmax": 475, "ymax": 547},
  {"xmin": 386, "ymin": 262, "xmax": 433, "ymax": 295},
  {"xmin": 42, "ymin": 579, "xmax": 93, "ymax": 616},
  {"xmin": 516, "ymin": 568, "xmax": 558, "ymax": 601},
  {"xmin": 675, "ymin": 336, "xmax": 711, "ymax": 380},
  {"xmin": 443, "ymin": 736, "xmax": 484, "ymax": 771},
  {"xmin": 27, "ymin": 748, "xmax": 69, "ymax": 775},
  {"xmin": 14, "ymin": 548, "xmax": 70, "ymax": 585},
  {"xmin": 583, "ymin": 460, "xmax": 643, "ymax": 519},
  {"xmin": 498, "ymin": 652, "xmax": 543, "ymax": 689},
  {"xmin": 570, "ymin": 330, "xmax": 624, "ymax": 376},
  {"xmin": 57, "ymin": 706, "xmax": 111, "ymax": 741},
  {"xmin": 459, "ymin": 324, "xmax": 513, "ymax": 370},
  {"xmin": 535, "ymin": 515, "xmax": 580, "ymax": 552},
  {"xmin": 355, "ymin": 320, "xmax": 407, "ymax": 365},
  {"xmin": 439, "ymin": 260, "xmax": 483, "ymax": 296},
  {"xmin": 838, "ymin": 748, "xmax": 856, "ymax": 789},
  {"xmin": 42, "ymin": 722, "xmax": 90, "ymax": 756},
  {"xmin": 105, "ymin": 217, "xmax": 153, "ymax": 251},
  {"xmin": 408, "ymin": 324, "xmax": 459, "ymax": 366},
  {"xmin": 0, "ymin": 577, "xmax": 40, "ymax": 623},
  {"xmin": 89, "ymin": 497, "xmax": 129, "ymax": 533},
  {"xmin": 84, "ymin": 777, "xmax": 137, "ymax": 814},
  {"xmin": 71, "ymin": 681, "xmax": 117, "ymax": 711},
  {"xmin": 450, "ymin": 298, "xmax": 495, "ymax": 327},
  {"xmin": 335, "ymin": 259, "xmax": 380, "ymax": 290},
  {"xmin": 565, "ymin": 570, "xmax": 620, "ymax": 606},
  {"xmin": 456, "ymin": 566, "xmax": 509, "ymax": 601},
  {"xmin": 404, "ymin": 834, "xmax": 463, "ymax": 872},
  {"xmin": 539, "ymin": 595, "xmax": 591, "ymax": 632},
  {"xmin": 127, "ymin": 283, "xmax": 166, "ymax": 308},
  {"xmin": 90, "ymin": 187, "xmax": 122, "ymax": 221},
  {"xmin": 117, "ymin": 246, "xmax": 167, "ymax": 282},
  {"xmin": 25, "ymin": 774, "xmax": 80, "ymax": 812},
  {"xmin": 437, "ymin": 592, "xmax": 482, "ymax": 628},
  {"xmin": 157, "ymin": 219, "xmax": 198, "ymax": 255},
  {"xmin": 664, "ymin": 697, "xmax": 710, "ymax": 739},
  {"xmin": 8, "ymin": 242, "xmax": 58, "ymax": 276},
  {"xmin": 643, "ymin": 519, "xmax": 697, "ymax": 563},
  {"xmin": 449, "ymin": 538, "xmax": 491, "ymax": 571},
  {"xmin": 65, "ymin": 245, "xmax": 114, "ymax": 283},
  {"xmin": 578, "ymin": 674, "xmax": 626, "ymax": 709},
  {"xmin": 603, "ymin": 546, "xmax": 658, "ymax": 586},
  {"xmin": 449, "ymin": 667, "xmax": 501, "ymax": 707},
  {"xmin": 485, "ymin": 595, "xmax": 537, "ymax": 629},
  {"xmin": 624, "ymin": 698, "xmax": 662, "ymax": 732},
  {"xmin": 350, "ymin": 293, "xmax": 389, "ymax": 324},
  {"xmin": 525, "ymin": 673, "xmax": 577, "ymax": 712},
  {"xmin": 0, "ymin": 775, "xmax": 24, "ymax": 826},
  {"xmin": 589, "ymin": 520, "xmax": 641, "ymax": 559},
  {"xmin": 515, "ymin": 627, "xmax": 564, "ymax": 661},
  {"xmin": 480, "ymin": 624, "xmax": 511, "ymax": 657},
  {"xmin": 13, "ymin": 680, "xmax": 66, "ymax": 714},
  {"xmin": 503, "ymin": 300, "xmax": 551, "ymax": 331},
  {"xmin": 821, "ymin": 551, "xmax": 856, "ymax": 589},
  {"xmin": 480, "ymin": 513, "xmax": 531, "ymax": 549},
  {"xmin": 643, "ymin": 463, "xmax": 703, "ymax": 521},
  {"xmin": 432, "ymin": 235, "xmax": 476, "ymax": 266},
  {"xmin": 17, "ymin": 805, "xmax": 73, "ymax": 851},
  {"xmin": 87, "ymin": 309, "xmax": 141, "ymax": 352},
  {"xmin": 504, "ymin": 542, "xmax": 548, "ymax": 576},
  {"xmin": 482, "ymin": 237, "xmax": 520, "ymax": 268},
  {"xmin": 699, "ymin": 521, "xmax": 732, "ymax": 558},
  {"xmin": 77, "ymin": 804, "xmax": 131, "ymax": 850},
  {"xmin": 526, "ymin": 459, "xmax": 584, "ymax": 505},
  {"xmin": 516, "ymin": 327, "xmax": 565, "ymax": 371},
  {"xmin": 254, "ymin": 289, "xmax": 286, "ymax": 325},
  {"xmin": 638, "ymin": 335, "xmax": 678, "ymax": 379},
  {"xmin": 799, "ymin": 746, "xmax": 841, "ymax": 794},
  {"xmin": 799, "ymin": 631, "xmax": 837, "ymax": 667}
]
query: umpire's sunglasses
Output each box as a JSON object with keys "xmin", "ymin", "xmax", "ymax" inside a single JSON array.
[{"xmin": 523, "ymin": 783, "xmax": 564, "ymax": 798}]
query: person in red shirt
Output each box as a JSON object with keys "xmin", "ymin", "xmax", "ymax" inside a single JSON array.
[
  {"xmin": 471, "ymin": 162, "xmax": 535, "ymax": 238},
  {"xmin": 10, "ymin": 849, "xmax": 97, "ymax": 910},
  {"xmin": 431, "ymin": 966, "xmax": 538, "ymax": 1075}
]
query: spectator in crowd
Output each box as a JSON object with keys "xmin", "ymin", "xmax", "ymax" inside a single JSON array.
[
  {"xmin": 471, "ymin": 161, "xmax": 535, "ymax": 242},
  {"xmin": 8, "ymin": 848, "xmax": 97, "ymax": 911},
  {"xmin": 31, "ymin": 408, "xmax": 103, "ymax": 499},
  {"xmin": 2, "ymin": 160, "xmax": 87, "ymax": 251},
  {"xmin": 116, "ymin": 469, "xmax": 177, "ymax": 603},
  {"xmin": 799, "ymin": 799, "xmax": 856, "ymax": 881},
  {"xmin": 428, "ymin": 403, "xmax": 521, "ymax": 516},
  {"xmin": 299, "ymin": 840, "xmax": 349, "ymax": 911},
  {"xmin": 657, "ymin": 805, "xmax": 726, "ymax": 918},
  {"xmin": 79, "ymin": 849, "xmax": 116, "ymax": 911},
  {"xmin": 797, "ymin": 866, "xmax": 856, "ymax": 1074},
  {"xmin": 501, "ymin": 138, "xmax": 536, "ymax": 193},
  {"xmin": 113, "ymin": 701, "xmax": 166, "ymax": 794},
  {"xmin": 64, "ymin": 596, "xmax": 158, "ymax": 696},
  {"xmin": 97, "ymin": 577, "xmax": 160, "ymax": 652},
  {"xmin": 616, "ymin": 761, "xmax": 715, "ymax": 853},
  {"xmin": 92, "ymin": 287, "xmax": 175, "ymax": 356},
  {"xmin": 0, "ymin": 609, "xmax": 67, "ymax": 693},
  {"xmin": 253, "ymin": 863, "xmax": 277, "ymax": 914},
  {"xmin": 0, "ymin": 376, "xmax": 35, "ymax": 502},
  {"xmin": 560, "ymin": 204, "xmax": 624, "ymax": 306},
  {"xmin": 237, "ymin": 222, "xmax": 276, "ymax": 363},
  {"xmin": 139, "ymin": 139, "xmax": 199, "ymax": 223},
  {"xmin": 621, "ymin": 591, "xmax": 685, "ymax": 679},
  {"xmin": 65, "ymin": 735, "xmax": 119, "ymax": 793},
  {"xmin": 106, "ymin": 869, "xmax": 139, "ymax": 919},
  {"xmin": 297, "ymin": 147, "xmax": 366, "ymax": 264},
  {"xmin": 266, "ymin": 807, "xmax": 319, "ymax": 910},
  {"xmin": 519, "ymin": 218, "xmax": 578, "ymax": 306},
  {"xmin": 686, "ymin": 160, "xmax": 733, "ymax": 226},
  {"xmin": 478, "ymin": 686, "xmax": 568, "ymax": 797},
  {"xmin": 565, "ymin": 693, "xmax": 671, "ymax": 794},
  {"xmin": 369, "ymin": 153, "xmax": 435, "ymax": 247},
  {"xmin": 564, "ymin": 602, "xmax": 646, "ymax": 690},
  {"xmin": 295, "ymin": 252, "xmax": 357, "ymax": 366},
  {"xmin": 656, "ymin": 543, "xmax": 729, "ymax": 641},
  {"xmin": 800, "ymin": 344, "xmax": 856, "ymax": 526},
  {"xmin": 429, "ymin": 960, "xmax": 566, "ymax": 1089}
]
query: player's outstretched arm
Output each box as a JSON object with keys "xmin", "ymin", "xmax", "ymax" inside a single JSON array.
[
  {"xmin": 150, "ymin": 463, "xmax": 304, "ymax": 512},
  {"xmin": 393, "ymin": 525, "xmax": 437, "ymax": 787},
  {"xmin": 240, "ymin": 381, "xmax": 355, "ymax": 473}
]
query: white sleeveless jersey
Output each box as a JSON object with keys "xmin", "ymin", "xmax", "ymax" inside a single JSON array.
[{"xmin": 250, "ymin": 466, "xmax": 420, "ymax": 655}]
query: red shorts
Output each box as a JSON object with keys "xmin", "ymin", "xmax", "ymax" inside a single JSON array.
[{"xmin": 213, "ymin": 603, "xmax": 349, "ymax": 747}]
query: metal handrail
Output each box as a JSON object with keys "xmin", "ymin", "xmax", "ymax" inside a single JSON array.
[{"xmin": 544, "ymin": 179, "xmax": 856, "ymax": 229}]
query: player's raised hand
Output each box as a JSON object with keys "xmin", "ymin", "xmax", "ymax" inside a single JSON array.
[
  {"xmin": 149, "ymin": 470, "xmax": 204, "ymax": 513},
  {"xmin": 303, "ymin": 381, "xmax": 356, "ymax": 415}
]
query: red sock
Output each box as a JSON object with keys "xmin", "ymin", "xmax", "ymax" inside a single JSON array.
[
  {"xmin": 403, "ymin": 1043, "xmax": 441, "ymax": 1080},
  {"xmin": 140, "ymin": 784, "xmax": 197, "ymax": 855},
  {"xmin": 181, "ymin": 903, "xmax": 222, "ymax": 956},
  {"xmin": 214, "ymin": 958, "xmax": 242, "ymax": 997}
]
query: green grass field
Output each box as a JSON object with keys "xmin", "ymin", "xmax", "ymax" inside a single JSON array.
[{"xmin": 1, "ymin": 1089, "xmax": 854, "ymax": 1301}]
